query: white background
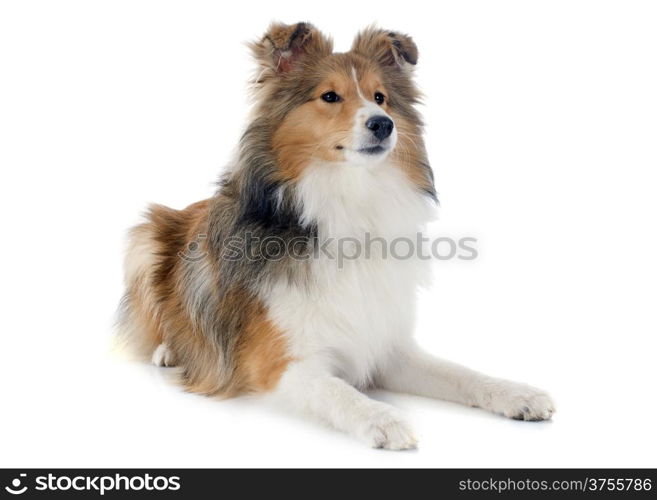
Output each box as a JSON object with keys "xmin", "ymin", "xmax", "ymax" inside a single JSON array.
[{"xmin": 1, "ymin": 0, "xmax": 656, "ymax": 468}]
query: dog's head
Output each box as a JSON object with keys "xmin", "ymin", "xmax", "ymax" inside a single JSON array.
[{"xmin": 248, "ymin": 22, "xmax": 428, "ymax": 183}]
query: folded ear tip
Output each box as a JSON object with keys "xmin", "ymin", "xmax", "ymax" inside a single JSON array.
[
  {"xmin": 391, "ymin": 32, "xmax": 418, "ymax": 65},
  {"xmin": 400, "ymin": 41, "xmax": 418, "ymax": 65},
  {"xmin": 352, "ymin": 28, "xmax": 419, "ymax": 67},
  {"xmin": 261, "ymin": 21, "xmax": 317, "ymax": 50},
  {"xmin": 251, "ymin": 21, "xmax": 331, "ymax": 77}
]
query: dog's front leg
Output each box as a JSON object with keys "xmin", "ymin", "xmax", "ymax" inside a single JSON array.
[
  {"xmin": 272, "ymin": 360, "xmax": 417, "ymax": 450},
  {"xmin": 377, "ymin": 345, "xmax": 555, "ymax": 421}
]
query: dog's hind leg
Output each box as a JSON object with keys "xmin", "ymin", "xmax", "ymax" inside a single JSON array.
[
  {"xmin": 377, "ymin": 345, "xmax": 555, "ymax": 421},
  {"xmin": 151, "ymin": 343, "xmax": 176, "ymax": 367}
]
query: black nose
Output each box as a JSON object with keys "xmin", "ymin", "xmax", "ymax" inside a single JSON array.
[{"xmin": 366, "ymin": 116, "xmax": 394, "ymax": 140}]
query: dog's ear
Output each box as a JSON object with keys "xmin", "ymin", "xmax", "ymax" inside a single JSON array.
[
  {"xmin": 250, "ymin": 22, "xmax": 332, "ymax": 78},
  {"xmin": 351, "ymin": 28, "xmax": 418, "ymax": 70}
]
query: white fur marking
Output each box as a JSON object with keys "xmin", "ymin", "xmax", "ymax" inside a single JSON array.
[{"xmin": 345, "ymin": 66, "xmax": 398, "ymax": 164}]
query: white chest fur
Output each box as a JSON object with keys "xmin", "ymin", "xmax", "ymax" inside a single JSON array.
[{"xmin": 263, "ymin": 161, "xmax": 436, "ymax": 387}]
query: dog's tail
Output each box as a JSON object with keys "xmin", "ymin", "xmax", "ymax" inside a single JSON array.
[{"xmin": 114, "ymin": 210, "xmax": 166, "ymax": 360}]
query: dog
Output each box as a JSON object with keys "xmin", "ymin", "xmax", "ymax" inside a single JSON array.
[{"xmin": 118, "ymin": 22, "xmax": 555, "ymax": 450}]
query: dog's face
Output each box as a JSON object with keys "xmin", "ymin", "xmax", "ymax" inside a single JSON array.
[
  {"xmin": 250, "ymin": 23, "xmax": 423, "ymax": 181},
  {"xmin": 275, "ymin": 58, "xmax": 396, "ymax": 167}
]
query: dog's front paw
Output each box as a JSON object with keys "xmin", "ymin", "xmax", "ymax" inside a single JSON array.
[
  {"xmin": 480, "ymin": 379, "xmax": 555, "ymax": 421},
  {"xmin": 360, "ymin": 409, "xmax": 418, "ymax": 450}
]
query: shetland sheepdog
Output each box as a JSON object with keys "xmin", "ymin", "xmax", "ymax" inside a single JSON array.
[{"xmin": 119, "ymin": 22, "xmax": 554, "ymax": 449}]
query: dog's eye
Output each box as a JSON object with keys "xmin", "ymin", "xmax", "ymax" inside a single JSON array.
[
  {"xmin": 321, "ymin": 91, "xmax": 341, "ymax": 103},
  {"xmin": 374, "ymin": 92, "xmax": 385, "ymax": 105}
]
